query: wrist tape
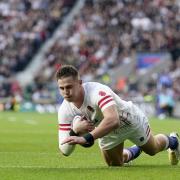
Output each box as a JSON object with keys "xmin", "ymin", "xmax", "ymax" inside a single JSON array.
[
  {"xmin": 82, "ymin": 133, "xmax": 94, "ymax": 148},
  {"xmin": 69, "ymin": 129, "xmax": 79, "ymax": 136}
]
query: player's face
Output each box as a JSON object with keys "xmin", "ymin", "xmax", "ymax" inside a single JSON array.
[{"xmin": 57, "ymin": 76, "xmax": 82, "ymax": 102}]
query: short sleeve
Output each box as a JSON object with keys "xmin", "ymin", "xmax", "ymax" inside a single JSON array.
[{"xmin": 95, "ymin": 85, "xmax": 116, "ymax": 112}]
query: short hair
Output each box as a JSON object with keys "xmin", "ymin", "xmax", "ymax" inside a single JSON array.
[{"xmin": 56, "ymin": 65, "xmax": 79, "ymax": 80}]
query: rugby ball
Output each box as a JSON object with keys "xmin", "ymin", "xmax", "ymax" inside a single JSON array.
[{"xmin": 72, "ymin": 115, "xmax": 82, "ymax": 131}]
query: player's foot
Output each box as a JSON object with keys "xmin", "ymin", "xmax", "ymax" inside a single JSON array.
[{"xmin": 168, "ymin": 132, "xmax": 180, "ymax": 165}]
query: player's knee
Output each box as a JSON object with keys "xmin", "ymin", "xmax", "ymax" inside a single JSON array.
[
  {"xmin": 147, "ymin": 151, "xmax": 156, "ymax": 156},
  {"xmin": 106, "ymin": 160, "xmax": 124, "ymax": 167},
  {"xmin": 145, "ymin": 148, "xmax": 158, "ymax": 156}
]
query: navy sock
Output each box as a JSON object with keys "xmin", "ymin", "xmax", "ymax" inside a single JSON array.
[
  {"xmin": 167, "ymin": 136, "xmax": 178, "ymax": 150},
  {"xmin": 127, "ymin": 146, "xmax": 142, "ymax": 161}
]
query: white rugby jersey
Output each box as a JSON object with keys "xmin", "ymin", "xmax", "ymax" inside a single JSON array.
[{"xmin": 58, "ymin": 82, "xmax": 144, "ymax": 155}]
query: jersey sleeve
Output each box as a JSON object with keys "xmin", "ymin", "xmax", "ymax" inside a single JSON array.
[
  {"xmin": 58, "ymin": 105, "xmax": 75, "ymax": 156},
  {"xmin": 95, "ymin": 85, "xmax": 116, "ymax": 112}
]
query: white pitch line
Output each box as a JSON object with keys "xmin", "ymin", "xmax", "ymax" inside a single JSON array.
[
  {"xmin": 0, "ymin": 165, "xmax": 78, "ymax": 169},
  {"xmin": 0, "ymin": 152, "xmax": 57, "ymax": 154},
  {"xmin": 8, "ymin": 116, "xmax": 17, "ymax": 122},
  {"xmin": 24, "ymin": 119, "xmax": 38, "ymax": 125},
  {"xmin": 0, "ymin": 166, "xmax": 105, "ymax": 169},
  {"xmin": 0, "ymin": 165, "xmax": 59, "ymax": 169}
]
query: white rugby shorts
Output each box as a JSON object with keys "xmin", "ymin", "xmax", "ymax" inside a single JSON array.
[{"xmin": 98, "ymin": 107, "xmax": 151, "ymax": 150}]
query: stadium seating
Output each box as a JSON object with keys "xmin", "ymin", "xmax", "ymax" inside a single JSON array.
[
  {"xmin": 0, "ymin": 0, "xmax": 179, "ymax": 116},
  {"xmin": 0, "ymin": 0, "xmax": 76, "ymax": 78}
]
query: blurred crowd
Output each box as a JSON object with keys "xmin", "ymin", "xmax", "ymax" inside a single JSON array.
[
  {"xmin": 34, "ymin": 0, "xmax": 179, "ymax": 81},
  {"xmin": 0, "ymin": 0, "xmax": 179, "ymax": 116},
  {"xmin": 0, "ymin": 0, "xmax": 76, "ymax": 78},
  {"xmin": 0, "ymin": 0, "xmax": 76, "ymax": 111}
]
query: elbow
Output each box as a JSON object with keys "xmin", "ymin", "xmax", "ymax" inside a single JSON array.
[
  {"xmin": 61, "ymin": 152, "xmax": 71, "ymax": 157},
  {"xmin": 61, "ymin": 151, "xmax": 70, "ymax": 157},
  {"xmin": 59, "ymin": 148, "xmax": 71, "ymax": 156},
  {"xmin": 59, "ymin": 144, "xmax": 75, "ymax": 156}
]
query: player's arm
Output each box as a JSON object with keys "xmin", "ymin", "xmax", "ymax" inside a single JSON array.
[
  {"xmin": 89, "ymin": 88, "xmax": 120, "ymax": 140},
  {"xmin": 59, "ymin": 121, "xmax": 75, "ymax": 156},
  {"xmin": 59, "ymin": 114, "xmax": 94, "ymax": 155},
  {"xmin": 58, "ymin": 105, "xmax": 76, "ymax": 156},
  {"xmin": 61, "ymin": 87, "xmax": 120, "ymax": 146},
  {"xmin": 90, "ymin": 104, "xmax": 119, "ymax": 139},
  {"xmin": 61, "ymin": 105, "xmax": 119, "ymax": 147}
]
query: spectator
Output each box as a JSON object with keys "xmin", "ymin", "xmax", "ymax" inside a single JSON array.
[{"xmin": 156, "ymin": 86, "xmax": 175, "ymax": 118}]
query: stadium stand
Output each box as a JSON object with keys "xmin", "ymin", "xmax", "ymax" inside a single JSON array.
[
  {"xmin": 0, "ymin": 0, "xmax": 76, "ymax": 78},
  {"xmin": 0, "ymin": 0, "xmax": 179, "ymax": 117}
]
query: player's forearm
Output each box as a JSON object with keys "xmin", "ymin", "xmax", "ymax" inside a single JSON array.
[
  {"xmin": 90, "ymin": 117, "xmax": 119, "ymax": 140},
  {"xmin": 59, "ymin": 130, "xmax": 76, "ymax": 156}
]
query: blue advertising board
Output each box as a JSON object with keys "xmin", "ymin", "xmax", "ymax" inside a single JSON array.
[{"xmin": 136, "ymin": 53, "xmax": 164, "ymax": 69}]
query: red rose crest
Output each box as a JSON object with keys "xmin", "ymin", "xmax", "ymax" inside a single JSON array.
[{"xmin": 99, "ymin": 91, "xmax": 106, "ymax": 96}]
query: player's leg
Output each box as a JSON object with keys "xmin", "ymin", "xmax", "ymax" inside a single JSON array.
[
  {"xmin": 140, "ymin": 131, "xmax": 179, "ymax": 165},
  {"xmin": 123, "ymin": 132, "xmax": 179, "ymax": 163},
  {"xmin": 140, "ymin": 132, "xmax": 179, "ymax": 155},
  {"xmin": 168, "ymin": 132, "xmax": 180, "ymax": 165},
  {"xmin": 123, "ymin": 145, "xmax": 142, "ymax": 163},
  {"xmin": 127, "ymin": 113, "xmax": 178, "ymax": 163},
  {"xmin": 100, "ymin": 142, "xmax": 142, "ymax": 166},
  {"xmin": 100, "ymin": 142, "xmax": 124, "ymax": 166},
  {"xmin": 128, "ymin": 119, "xmax": 180, "ymax": 165},
  {"xmin": 140, "ymin": 132, "xmax": 170, "ymax": 155}
]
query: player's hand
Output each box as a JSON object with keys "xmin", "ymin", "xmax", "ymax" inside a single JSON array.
[
  {"xmin": 73, "ymin": 116, "xmax": 94, "ymax": 135},
  {"xmin": 61, "ymin": 136, "xmax": 86, "ymax": 145}
]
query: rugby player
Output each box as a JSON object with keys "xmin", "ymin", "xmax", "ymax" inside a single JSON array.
[{"xmin": 57, "ymin": 65, "xmax": 180, "ymax": 166}]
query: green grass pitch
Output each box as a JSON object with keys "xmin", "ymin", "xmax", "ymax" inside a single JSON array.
[{"xmin": 0, "ymin": 112, "xmax": 179, "ymax": 180}]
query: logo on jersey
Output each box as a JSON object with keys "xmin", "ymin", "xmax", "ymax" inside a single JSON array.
[
  {"xmin": 87, "ymin": 105, "xmax": 94, "ymax": 112},
  {"xmin": 99, "ymin": 91, "xmax": 106, "ymax": 96}
]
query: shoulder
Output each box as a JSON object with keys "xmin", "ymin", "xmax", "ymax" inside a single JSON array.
[
  {"xmin": 58, "ymin": 100, "xmax": 73, "ymax": 123},
  {"xmin": 83, "ymin": 82, "xmax": 111, "ymax": 93},
  {"xmin": 58, "ymin": 100, "xmax": 71, "ymax": 115},
  {"xmin": 83, "ymin": 82, "xmax": 115, "ymax": 105}
]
